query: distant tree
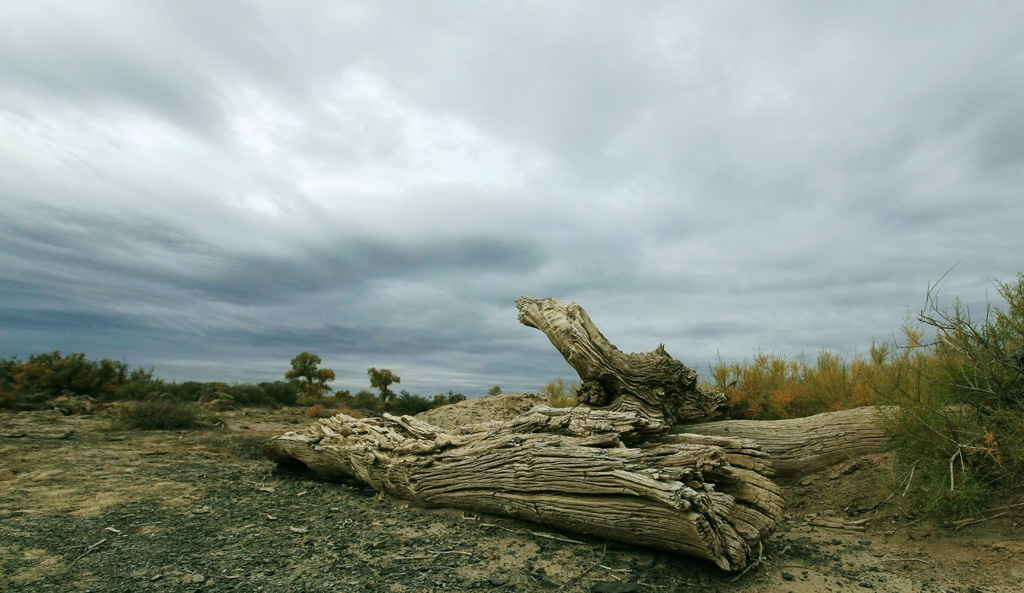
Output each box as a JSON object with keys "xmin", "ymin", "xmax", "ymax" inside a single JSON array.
[
  {"xmin": 367, "ymin": 367, "xmax": 400, "ymax": 404},
  {"xmin": 488, "ymin": 385, "xmax": 502, "ymax": 396},
  {"xmin": 352, "ymin": 389, "xmax": 380, "ymax": 413},
  {"xmin": 429, "ymin": 391, "xmax": 466, "ymax": 407},
  {"xmin": 285, "ymin": 352, "xmax": 335, "ymax": 397}
]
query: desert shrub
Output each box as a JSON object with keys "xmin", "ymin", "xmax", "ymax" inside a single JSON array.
[
  {"xmin": 874, "ymin": 274, "xmax": 1024, "ymax": 518},
  {"xmin": 350, "ymin": 389, "xmax": 382, "ymax": 414},
  {"xmin": 258, "ymin": 381, "xmax": 300, "ymax": 407},
  {"xmin": 3, "ymin": 351, "xmax": 140, "ymax": 399},
  {"xmin": 115, "ymin": 376, "xmax": 165, "ymax": 401},
  {"xmin": 305, "ymin": 403, "xmax": 362, "ymax": 419},
  {"xmin": 305, "ymin": 404, "xmax": 331, "ymax": 418},
  {"xmin": 541, "ymin": 376, "xmax": 579, "ymax": 408},
  {"xmin": 390, "ymin": 390, "xmax": 435, "ymax": 416},
  {"xmin": 225, "ymin": 383, "xmax": 275, "ymax": 407},
  {"xmin": 433, "ymin": 391, "xmax": 466, "ymax": 406},
  {"xmin": 707, "ymin": 346, "xmax": 885, "ymax": 420},
  {"xmin": 117, "ymin": 398, "xmax": 222, "ymax": 430}
]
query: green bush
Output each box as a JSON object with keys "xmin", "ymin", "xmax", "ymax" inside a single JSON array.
[
  {"xmin": 541, "ymin": 376, "xmax": 579, "ymax": 408},
  {"xmin": 117, "ymin": 398, "xmax": 223, "ymax": 430},
  {"xmin": 390, "ymin": 390, "xmax": 435, "ymax": 416},
  {"xmin": 874, "ymin": 273, "xmax": 1024, "ymax": 518}
]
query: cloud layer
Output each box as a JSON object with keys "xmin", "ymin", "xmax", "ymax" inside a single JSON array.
[{"xmin": 3, "ymin": 1, "xmax": 1024, "ymax": 395}]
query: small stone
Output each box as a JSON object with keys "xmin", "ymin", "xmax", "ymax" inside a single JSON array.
[
  {"xmin": 782, "ymin": 572, "xmax": 795, "ymax": 581},
  {"xmin": 191, "ymin": 574, "xmax": 205, "ymax": 583},
  {"xmin": 487, "ymin": 576, "xmax": 507, "ymax": 586}
]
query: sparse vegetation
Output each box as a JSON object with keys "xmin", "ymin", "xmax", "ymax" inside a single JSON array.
[
  {"xmin": 872, "ymin": 274, "xmax": 1024, "ymax": 518},
  {"xmin": 116, "ymin": 398, "xmax": 223, "ymax": 431},
  {"xmin": 0, "ymin": 353, "xmax": 468, "ymax": 420},
  {"xmin": 706, "ymin": 273, "xmax": 1024, "ymax": 519},
  {"xmin": 7, "ymin": 273, "xmax": 1022, "ymax": 521},
  {"xmin": 706, "ymin": 349, "xmax": 878, "ymax": 420},
  {"xmin": 541, "ymin": 376, "xmax": 579, "ymax": 408}
]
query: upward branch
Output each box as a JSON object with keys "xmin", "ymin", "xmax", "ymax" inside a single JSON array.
[{"xmin": 516, "ymin": 296, "xmax": 725, "ymax": 426}]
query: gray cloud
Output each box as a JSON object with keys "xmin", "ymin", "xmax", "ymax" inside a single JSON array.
[{"xmin": 2, "ymin": 1, "xmax": 1023, "ymax": 396}]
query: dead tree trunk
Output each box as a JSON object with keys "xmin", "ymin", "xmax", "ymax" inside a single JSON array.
[
  {"xmin": 265, "ymin": 406, "xmax": 783, "ymax": 571},
  {"xmin": 268, "ymin": 296, "xmax": 902, "ymax": 570},
  {"xmin": 675, "ymin": 407, "xmax": 888, "ymax": 478},
  {"xmin": 516, "ymin": 296, "xmax": 726, "ymax": 425}
]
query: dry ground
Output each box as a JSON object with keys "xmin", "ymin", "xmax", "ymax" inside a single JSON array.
[{"xmin": 2, "ymin": 402, "xmax": 1023, "ymax": 592}]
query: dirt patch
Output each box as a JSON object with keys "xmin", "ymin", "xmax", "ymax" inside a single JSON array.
[
  {"xmin": 2, "ymin": 405, "xmax": 1022, "ymax": 592},
  {"xmin": 414, "ymin": 392, "xmax": 548, "ymax": 429}
]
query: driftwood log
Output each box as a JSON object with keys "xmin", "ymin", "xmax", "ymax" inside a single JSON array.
[
  {"xmin": 265, "ymin": 296, "xmax": 887, "ymax": 570},
  {"xmin": 676, "ymin": 407, "xmax": 887, "ymax": 478},
  {"xmin": 265, "ymin": 406, "xmax": 783, "ymax": 570}
]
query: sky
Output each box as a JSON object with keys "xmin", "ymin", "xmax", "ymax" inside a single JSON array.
[{"xmin": 2, "ymin": 1, "xmax": 1023, "ymax": 396}]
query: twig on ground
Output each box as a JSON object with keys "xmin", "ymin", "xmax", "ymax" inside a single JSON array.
[
  {"xmin": 981, "ymin": 501, "xmax": 1024, "ymax": 514},
  {"xmin": 953, "ymin": 512, "xmax": 1007, "ymax": 532},
  {"xmin": 480, "ymin": 523, "xmax": 586, "ymax": 544},
  {"xmin": 883, "ymin": 557, "xmax": 934, "ymax": 565},
  {"xmin": 728, "ymin": 541, "xmax": 764, "ymax": 583},
  {"xmin": 574, "ymin": 541, "xmax": 609, "ymax": 581},
  {"xmin": 393, "ymin": 549, "xmax": 474, "ymax": 561},
  {"xmin": 71, "ymin": 538, "xmax": 108, "ymax": 564},
  {"xmin": 805, "ymin": 517, "xmax": 869, "ymax": 532}
]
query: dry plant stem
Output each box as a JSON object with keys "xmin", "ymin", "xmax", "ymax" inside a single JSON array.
[
  {"xmin": 71, "ymin": 538, "xmax": 108, "ymax": 563},
  {"xmin": 884, "ymin": 557, "xmax": 935, "ymax": 565},
  {"xmin": 727, "ymin": 541, "xmax": 763, "ymax": 583},
  {"xmin": 953, "ymin": 512, "xmax": 1007, "ymax": 532},
  {"xmin": 480, "ymin": 523, "xmax": 587, "ymax": 545},
  {"xmin": 980, "ymin": 501, "xmax": 1024, "ymax": 513},
  {"xmin": 265, "ymin": 407, "xmax": 783, "ymax": 571}
]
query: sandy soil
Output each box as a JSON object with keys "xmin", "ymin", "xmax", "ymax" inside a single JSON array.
[{"xmin": 2, "ymin": 403, "xmax": 1022, "ymax": 592}]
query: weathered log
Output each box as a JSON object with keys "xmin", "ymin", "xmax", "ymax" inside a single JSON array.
[
  {"xmin": 265, "ymin": 406, "xmax": 783, "ymax": 571},
  {"xmin": 516, "ymin": 296, "xmax": 726, "ymax": 425},
  {"xmin": 675, "ymin": 407, "xmax": 887, "ymax": 478}
]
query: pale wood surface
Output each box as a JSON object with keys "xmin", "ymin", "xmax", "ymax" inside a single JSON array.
[
  {"xmin": 265, "ymin": 406, "xmax": 783, "ymax": 571},
  {"xmin": 675, "ymin": 407, "xmax": 887, "ymax": 478},
  {"xmin": 516, "ymin": 296, "xmax": 726, "ymax": 425}
]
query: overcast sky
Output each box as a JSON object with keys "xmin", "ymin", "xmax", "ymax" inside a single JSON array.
[{"xmin": 2, "ymin": 1, "xmax": 1023, "ymax": 396}]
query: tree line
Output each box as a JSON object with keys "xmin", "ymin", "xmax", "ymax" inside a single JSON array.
[{"xmin": 0, "ymin": 350, "xmax": 467, "ymax": 417}]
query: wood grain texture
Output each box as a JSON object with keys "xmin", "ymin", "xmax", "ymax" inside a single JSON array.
[
  {"xmin": 516, "ymin": 296, "xmax": 726, "ymax": 425},
  {"xmin": 675, "ymin": 407, "xmax": 887, "ymax": 478},
  {"xmin": 264, "ymin": 407, "xmax": 782, "ymax": 571}
]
